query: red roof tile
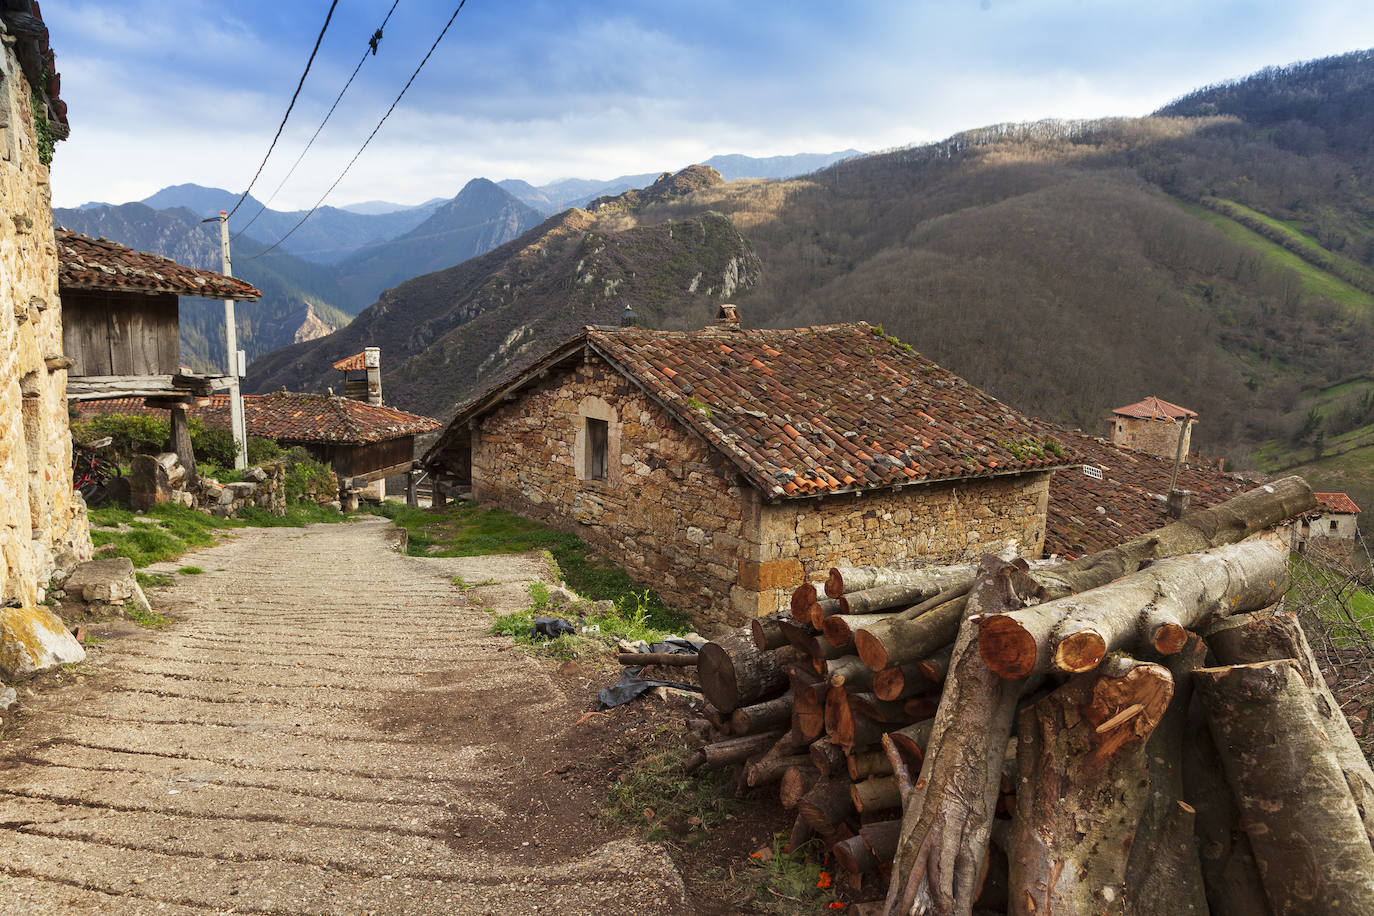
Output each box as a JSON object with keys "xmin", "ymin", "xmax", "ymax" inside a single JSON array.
[
  {"xmin": 1111, "ymin": 396, "xmax": 1197, "ymax": 421},
  {"xmin": 1046, "ymin": 428, "xmax": 1251, "ymax": 557},
  {"xmin": 431, "ymin": 322, "xmax": 1074, "ymax": 499},
  {"xmin": 55, "ymin": 229, "xmax": 261, "ymax": 301},
  {"xmin": 1316, "ymin": 492, "xmax": 1362, "ymax": 514},
  {"xmin": 332, "ymin": 352, "xmax": 368, "ymax": 371},
  {"xmin": 72, "ymin": 393, "xmax": 437, "ymax": 445}
]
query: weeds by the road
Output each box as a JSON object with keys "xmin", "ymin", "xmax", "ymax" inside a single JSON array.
[
  {"xmin": 605, "ymin": 725, "xmax": 735, "ymax": 844},
  {"xmin": 126, "ymin": 603, "xmax": 172, "ymax": 628},
  {"xmin": 178, "ymin": 566, "xmax": 204, "ymax": 575},
  {"xmin": 136, "ymin": 572, "xmax": 174, "ymax": 588},
  {"xmin": 489, "ymin": 583, "xmax": 687, "ymax": 660},
  {"xmin": 89, "ymin": 502, "xmax": 350, "ymax": 568}
]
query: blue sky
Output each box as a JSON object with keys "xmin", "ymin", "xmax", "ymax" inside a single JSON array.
[{"xmin": 44, "ymin": 1, "xmax": 1374, "ymax": 210}]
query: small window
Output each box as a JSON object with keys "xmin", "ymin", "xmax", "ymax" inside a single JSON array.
[
  {"xmin": 586, "ymin": 418, "xmax": 608, "ymax": 481},
  {"xmin": 1331, "ymin": 520, "xmax": 1340, "ymax": 532}
]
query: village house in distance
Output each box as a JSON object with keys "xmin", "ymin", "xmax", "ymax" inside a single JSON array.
[{"xmin": 424, "ymin": 307, "xmax": 1072, "ymax": 626}]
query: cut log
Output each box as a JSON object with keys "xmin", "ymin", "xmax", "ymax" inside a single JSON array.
[
  {"xmin": 831, "ymin": 692, "xmax": 895, "ymax": 752},
  {"xmin": 798, "ymin": 776, "xmax": 856, "ymax": 835},
  {"xmin": 873, "ymin": 660, "xmax": 936, "ymax": 702},
  {"xmin": 1124, "ymin": 633, "xmax": 1209, "ymax": 916},
  {"xmin": 791, "ymin": 582, "xmax": 823, "ymax": 619},
  {"xmin": 810, "ymin": 737, "xmax": 847, "ymax": 779},
  {"xmin": 780, "ymin": 764, "xmax": 821, "ymax": 809},
  {"xmin": 781, "ymin": 619, "xmax": 820, "ymax": 653},
  {"xmin": 748, "ymin": 754, "xmax": 813, "ymax": 788},
  {"xmin": 835, "ymin": 833, "xmax": 882, "ymax": 889},
  {"xmin": 901, "ymin": 696, "xmax": 939, "ymax": 720},
  {"xmin": 792, "ymin": 669, "xmax": 827, "ymax": 742},
  {"xmin": 1007, "ymin": 657, "xmax": 1173, "ymax": 915},
  {"xmin": 700, "ymin": 730, "xmax": 786, "ymax": 769},
  {"xmin": 1195, "ymin": 660, "xmax": 1374, "ymax": 914},
  {"xmin": 917, "ymin": 645, "xmax": 953, "ymax": 685},
  {"xmin": 1206, "ymin": 607, "xmax": 1374, "ymax": 845},
  {"xmin": 978, "ymin": 533, "xmax": 1289, "ymax": 678},
  {"xmin": 826, "ymin": 563, "xmax": 976, "ymax": 600},
  {"xmin": 751, "ymin": 614, "xmax": 789, "ymax": 650},
  {"xmin": 885, "ymin": 719, "xmax": 934, "ymax": 767},
  {"xmin": 825, "ymin": 612, "xmax": 901, "ymax": 648},
  {"xmin": 851, "ymin": 775, "xmax": 902, "ymax": 814},
  {"xmin": 847, "ymin": 749, "xmax": 893, "ymax": 781},
  {"xmin": 808, "ymin": 597, "xmax": 846, "ymax": 628},
  {"xmin": 854, "ymin": 593, "xmax": 968, "ymax": 672},
  {"xmin": 698, "ymin": 629, "xmax": 794, "ymax": 712},
  {"xmin": 809, "ymin": 632, "xmax": 854, "ymax": 662},
  {"xmin": 825, "ymin": 655, "xmax": 876, "ymax": 691},
  {"xmin": 790, "ymin": 811, "xmax": 815, "ymax": 852},
  {"xmin": 616, "ymin": 652, "xmax": 699, "ymax": 667},
  {"xmin": 850, "ymin": 692, "xmax": 916, "ymax": 724},
  {"xmin": 731, "ymin": 693, "xmax": 794, "ymax": 735}
]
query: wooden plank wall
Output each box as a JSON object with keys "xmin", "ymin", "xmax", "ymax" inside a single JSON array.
[{"xmin": 62, "ymin": 290, "xmax": 179, "ymax": 376}]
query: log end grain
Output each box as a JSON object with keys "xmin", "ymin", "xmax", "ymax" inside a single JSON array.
[
  {"xmin": 1053, "ymin": 627, "xmax": 1108, "ymax": 674},
  {"xmin": 825, "ymin": 567, "xmax": 844, "ymax": 599},
  {"xmin": 853, "ymin": 628, "xmax": 889, "ymax": 671},
  {"xmin": 698, "ymin": 641, "xmax": 740, "ymax": 712},
  {"xmin": 1152, "ymin": 621, "xmax": 1189, "ymax": 656},
  {"xmin": 977, "ymin": 613, "xmax": 1037, "ymax": 679}
]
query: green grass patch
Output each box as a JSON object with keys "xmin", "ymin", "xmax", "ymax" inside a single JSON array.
[
  {"xmin": 372, "ymin": 502, "xmax": 692, "ymax": 635},
  {"xmin": 177, "ymin": 566, "xmax": 204, "ymax": 575},
  {"xmin": 1288, "ymin": 554, "xmax": 1374, "ymax": 642},
  {"xmin": 126, "ymin": 603, "xmax": 172, "ymax": 628},
  {"xmin": 90, "ymin": 502, "xmax": 350, "ymax": 568},
  {"xmin": 135, "ymin": 572, "xmax": 174, "ymax": 588},
  {"xmin": 605, "ymin": 726, "xmax": 736, "ymax": 843}
]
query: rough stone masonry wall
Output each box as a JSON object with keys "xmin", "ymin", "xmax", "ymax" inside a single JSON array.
[
  {"xmin": 1111, "ymin": 417, "xmax": 1192, "ymax": 461},
  {"xmin": 471, "ymin": 354, "xmax": 757, "ymax": 630},
  {"xmin": 744, "ymin": 472, "xmax": 1054, "ymax": 617},
  {"xmin": 0, "ymin": 42, "xmax": 92, "ymax": 675}
]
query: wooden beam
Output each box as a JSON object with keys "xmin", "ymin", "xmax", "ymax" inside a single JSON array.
[{"xmin": 347, "ymin": 459, "xmax": 415, "ymax": 486}]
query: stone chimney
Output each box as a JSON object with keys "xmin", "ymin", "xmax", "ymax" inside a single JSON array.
[
  {"xmin": 619, "ymin": 304, "xmax": 639, "ymax": 328},
  {"xmin": 1166, "ymin": 488, "xmax": 1192, "ymax": 518},
  {"xmin": 715, "ymin": 303, "xmax": 740, "ymax": 331},
  {"xmin": 364, "ymin": 347, "xmax": 382, "ymax": 406}
]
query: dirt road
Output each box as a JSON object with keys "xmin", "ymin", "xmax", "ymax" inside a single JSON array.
[{"xmin": 0, "ymin": 517, "xmax": 692, "ymax": 915}]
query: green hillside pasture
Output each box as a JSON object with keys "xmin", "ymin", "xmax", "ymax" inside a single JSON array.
[
  {"xmin": 1217, "ymin": 198, "xmax": 1374, "ymax": 292},
  {"xmin": 1274, "ymin": 441, "xmax": 1374, "ymax": 537},
  {"xmin": 1180, "ymin": 201, "xmax": 1374, "ymax": 311}
]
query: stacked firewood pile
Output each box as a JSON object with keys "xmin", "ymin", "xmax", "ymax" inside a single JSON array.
[{"xmin": 688, "ymin": 476, "xmax": 1374, "ymax": 914}]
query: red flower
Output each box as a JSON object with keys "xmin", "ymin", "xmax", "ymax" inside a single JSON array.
[
  {"xmin": 826, "ymin": 903, "xmax": 847, "ymax": 911},
  {"xmin": 816, "ymin": 871, "xmax": 832, "ymax": 889}
]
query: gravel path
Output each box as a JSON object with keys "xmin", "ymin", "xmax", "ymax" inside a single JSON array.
[{"xmin": 0, "ymin": 517, "xmax": 691, "ymax": 915}]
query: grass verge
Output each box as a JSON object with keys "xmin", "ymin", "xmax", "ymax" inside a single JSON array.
[{"xmin": 89, "ymin": 502, "xmax": 349, "ymax": 568}]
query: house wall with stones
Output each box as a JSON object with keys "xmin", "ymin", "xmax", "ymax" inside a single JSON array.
[
  {"xmin": 1109, "ymin": 416, "xmax": 1192, "ymax": 461},
  {"xmin": 739, "ymin": 472, "xmax": 1054, "ymax": 620},
  {"xmin": 0, "ymin": 40, "xmax": 92, "ymax": 676},
  {"xmin": 1297, "ymin": 511, "xmax": 1360, "ymax": 566},
  {"xmin": 471, "ymin": 351, "xmax": 1055, "ymax": 629}
]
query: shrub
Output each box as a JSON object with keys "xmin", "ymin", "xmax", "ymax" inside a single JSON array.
[
  {"xmin": 247, "ymin": 436, "xmax": 281, "ymax": 465},
  {"xmin": 189, "ymin": 418, "xmax": 236, "ymax": 467},
  {"xmin": 71, "ymin": 413, "xmax": 167, "ymax": 464},
  {"xmin": 281, "ymin": 447, "xmax": 336, "ymax": 503}
]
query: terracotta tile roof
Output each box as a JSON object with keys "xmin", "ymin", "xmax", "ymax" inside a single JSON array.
[
  {"xmin": 332, "ymin": 352, "xmax": 368, "ymax": 371},
  {"xmin": 435, "ymin": 322, "xmax": 1073, "ymax": 499},
  {"xmin": 1046, "ymin": 428, "xmax": 1253, "ymax": 557},
  {"xmin": 72, "ymin": 393, "xmax": 437, "ymax": 445},
  {"xmin": 1111, "ymin": 396, "xmax": 1197, "ymax": 421},
  {"xmin": 55, "ymin": 229, "xmax": 262, "ymax": 301},
  {"xmin": 1316, "ymin": 492, "xmax": 1362, "ymax": 514}
]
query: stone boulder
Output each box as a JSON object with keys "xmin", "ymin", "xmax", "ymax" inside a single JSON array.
[
  {"xmin": 0, "ymin": 603, "xmax": 85, "ymax": 678},
  {"xmin": 62, "ymin": 557, "xmax": 153, "ymax": 618},
  {"xmin": 128, "ymin": 453, "xmax": 185, "ymax": 511}
]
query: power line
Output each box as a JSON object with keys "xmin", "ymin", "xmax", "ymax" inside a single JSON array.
[
  {"xmin": 244, "ymin": 0, "xmax": 468, "ymax": 261},
  {"xmin": 233, "ymin": 0, "xmax": 403, "ymax": 241},
  {"xmin": 225, "ymin": 0, "xmax": 341, "ymax": 220}
]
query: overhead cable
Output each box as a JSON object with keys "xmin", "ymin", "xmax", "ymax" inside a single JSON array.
[
  {"xmin": 244, "ymin": 0, "xmax": 468, "ymax": 261},
  {"xmin": 234, "ymin": 0, "xmax": 403, "ymax": 241},
  {"xmin": 225, "ymin": 0, "xmax": 341, "ymax": 220}
]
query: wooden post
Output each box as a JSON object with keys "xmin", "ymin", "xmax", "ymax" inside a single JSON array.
[
  {"xmin": 433, "ymin": 476, "xmax": 447, "ymax": 507},
  {"xmin": 216, "ymin": 210, "xmax": 247, "ymax": 469},
  {"xmin": 168, "ymin": 403, "xmax": 197, "ymax": 487},
  {"xmin": 406, "ymin": 470, "xmax": 418, "ymax": 508}
]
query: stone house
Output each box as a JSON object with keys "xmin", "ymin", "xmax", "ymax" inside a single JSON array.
[
  {"xmin": 423, "ymin": 310, "xmax": 1071, "ymax": 628},
  {"xmin": 1295, "ymin": 492, "xmax": 1361, "ymax": 565},
  {"xmin": 0, "ymin": 2, "xmax": 91, "ymax": 677},
  {"xmin": 1107, "ymin": 396, "xmax": 1197, "ymax": 460}
]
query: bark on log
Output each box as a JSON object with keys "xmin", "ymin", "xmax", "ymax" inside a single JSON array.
[
  {"xmin": 748, "ymin": 754, "xmax": 813, "ymax": 788},
  {"xmin": 792, "ymin": 668, "xmax": 827, "ymax": 741},
  {"xmin": 731, "ymin": 693, "xmax": 794, "ymax": 735},
  {"xmin": 825, "ymin": 612, "xmax": 901, "ymax": 648},
  {"xmin": 751, "ymin": 614, "xmax": 789, "ymax": 650},
  {"xmin": 810, "ymin": 737, "xmax": 846, "ymax": 779},
  {"xmin": 799, "ymin": 777, "xmax": 856, "ymax": 835},
  {"xmin": 826, "ymin": 654, "xmax": 876, "ymax": 691},
  {"xmin": 1195, "ymin": 660, "xmax": 1374, "ymax": 914},
  {"xmin": 617, "ymin": 652, "xmax": 699, "ymax": 667},
  {"xmin": 852, "ymin": 775, "xmax": 902, "ymax": 814},
  {"xmin": 780, "ymin": 764, "xmax": 821, "ymax": 809},
  {"xmin": 701, "ymin": 730, "xmax": 786, "ymax": 768},
  {"xmin": 885, "ymin": 719, "xmax": 934, "ymax": 768},
  {"xmin": 1205, "ymin": 607, "xmax": 1374, "ymax": 845},
  {"xmin": 826, "ymin": 563, "xmax": 976, "ymax": 599},
  {"xmin": 884, "ymin": 557, "xmax": 1045, "ymax": 916},
  {"xmin": 873, "ymin": 661, "xmax": 937, "ymax": 701},
  {"xmin": 698, "ymin": 630, "xmax": 794, "ymax": 712},
  {"xmin": 978, "ymin": 533, "xmax": 1289, "ymax": 678},
  {"xmin": 1124, "ymin": 633, "xmax": 1209, "ymax": 916},
  {"xmin": 1007, "ymin": 657, "xmax": 1173, "ymax": 915},
  {"xmin": 855, "ymin": 594, "xmax": 969, "ymax": 671},
  {"xmin": 847, "ymin": 749, "xmax": 894, "ymax": 781}
]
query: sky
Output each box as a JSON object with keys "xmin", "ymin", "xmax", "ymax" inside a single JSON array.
[{"xmin": 43, "ymin": 0, "xmax": 1374, "ymax": 213}]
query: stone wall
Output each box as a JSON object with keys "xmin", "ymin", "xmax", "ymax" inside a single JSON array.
[
  {"xmin": 738, "ymin": 472, "xmax": 1054, "ymax": 619},
  {"xmin": 0, "ymin": 42, "xmax": 91, "ymax": 676},
  {"xmin": 472, "ymin": 353, "xmax": 757, "ymax": 630},
  {"xmin": 1109, "ymin": 416, "xmax": 1192, "ymax": 461},
  {"xmin": 470, "ymin": 351, "xmax": 1056, "ymax": 631}
]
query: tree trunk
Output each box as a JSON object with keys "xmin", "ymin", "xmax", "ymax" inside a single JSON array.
[
  {"xmin": 780, "ymin": 764, "xmax": 820, "ymax": 809},
  {"xmin": 854, "ymin": 594, "xmax": 969, "ymax": 671},
  {"xmin": 1007, "ymin": 657, "xmax": 1173, "ymax": 915},
  {"xmin": 731, "ymin": 693, "xmax": 794, "ymax": 735},
  {"xmin": 168, "ymin": 403, "xmax": 197, "ymax": 486},
  {"xmin": 978, "ymin": 533, "xmax": 1289, "ymax": 678},
  {"xmin": 827, "ymin": 563, "xmax": 976, "ymax": 599},
  {"xmin": 698, "ymin": 629, "xmax": 794, "ymax": 712},
  {"xmin": 751, "ymin": 614, "xmax": 789, "ymax": 650},
  {"xmin": 701, "ymin": 730, "xmax": 786, "ymax": 768},
  {"xmin": 852, "ymin": 775, "xmax": 902, "ymax": 814},
  {"xmin": 748, "ymin": 754, "xmax": 813, "ymax": 788},
  {"xmin": 1205, "ymin": 607, "xmax": 1374, "ymax": 845},
  {"xmin": 1195, "ymin": 660, "xmax": 1374, "ymax": 914},
  {"xmin": 799, "ymin": 776, "xmax": 856, "ymax": 835}
]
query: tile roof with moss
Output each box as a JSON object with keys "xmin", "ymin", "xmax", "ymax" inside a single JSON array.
[
  {"xmin": 55, "ymin": 229, "xmax": 261, "ymax": 301},
  {"xmin": 430, "ymin": 321, "xmax": 1073, "ymax": 500}
]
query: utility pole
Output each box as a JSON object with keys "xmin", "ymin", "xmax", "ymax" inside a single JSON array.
[{"xmin": 216, "ymin": 211, "xmax": 248, "ymax": 468}]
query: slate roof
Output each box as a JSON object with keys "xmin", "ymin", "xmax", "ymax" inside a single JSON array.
[
  {"xmin": 1316, "ymin": 492, "xmax": 1362, "ymax": 515},
  {"xmin": 72, "ymin": 393, "xmax": 438, "ymax": 445},
  {"xmin": 333, "ymin": 352, "xmax": 368, "ymax": 371},
  {"xmin": 55, "ymin": 229, "xmax": 262, "ymax": 301},
  {"xmin": 429, "ymin": 322, "xmax": 1073, "ymax": 500},
  {"xmin": 1046, "ymin": 428, "xmax": 1253, "ymax": 557},
  {"xmin": 1111, "ymin": 396, "xmax": 1197, "ymax": 421}
]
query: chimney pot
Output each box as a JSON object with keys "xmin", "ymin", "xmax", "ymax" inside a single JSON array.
[{"xmin": 715, "ymin": 303, "xmax": 740, "ymax": 330}]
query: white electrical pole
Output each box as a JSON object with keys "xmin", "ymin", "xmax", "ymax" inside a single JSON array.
[{"xmin": 216, "ymin": 210, "xmax": 249, "ymax": 469}]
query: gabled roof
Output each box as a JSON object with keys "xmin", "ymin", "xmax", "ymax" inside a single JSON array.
[
  {"xmin": 332, "ymin": 352, "xmax": 368, "ymax": 371},
  {"xmin": 1046, "ymin": 428, "xmax": 1251, "ymax": 557},
  {"xmin": 200, "ymin": 392, "xmax": 438, "ymax": 445},
  {"xmin": 55, "ymin": 229, "xmax": 261, "ymax": 301},
  {"xmin": 1316, "ymin": 492, "xmax": 1362, "ymax": 515},
  {"xmin": 427, "ymin": 322, "xmax": 1073, "ymax": 500},
  {"xmin": 1111, "ymin": 396, "xmax": 1197, "ymax": 421}
]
